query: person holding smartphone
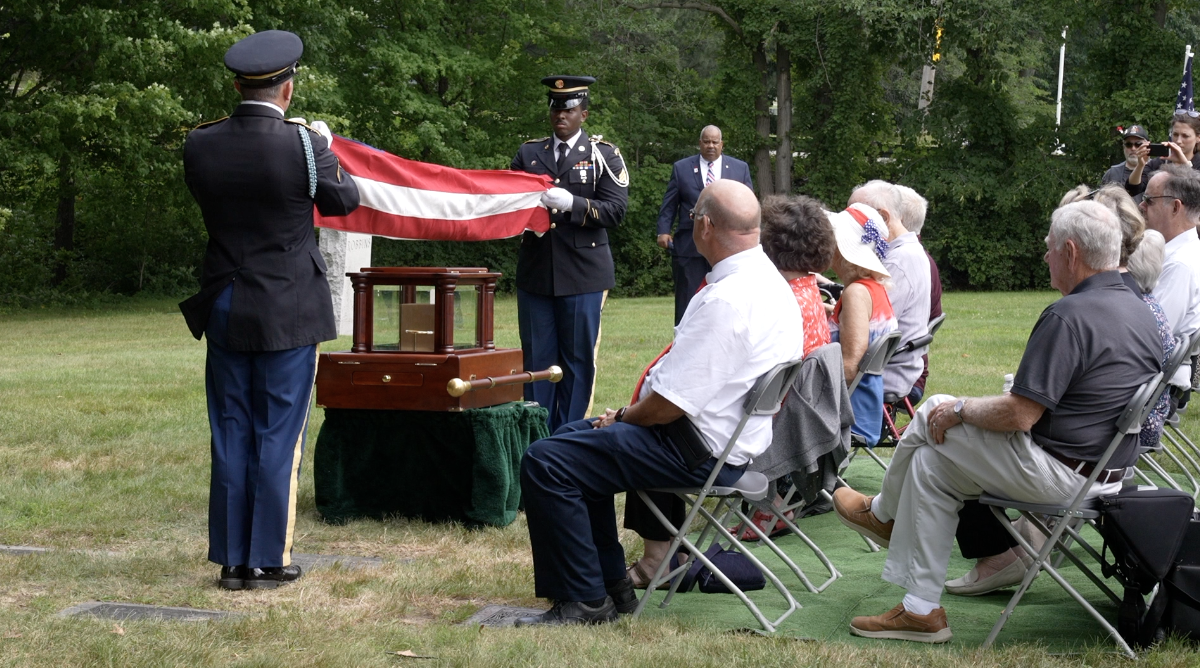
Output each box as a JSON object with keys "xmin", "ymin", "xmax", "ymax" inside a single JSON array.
[
  {"xmin": 1102, "ymin": 125, "xmax": 1149, "ymax": 187},
  {"xmin": 1126, "ymin": 113, "xmax": 1200, "ymax": 198}
]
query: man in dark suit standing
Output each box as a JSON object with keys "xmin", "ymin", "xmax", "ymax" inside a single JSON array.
[
  {"xmin": 511, "ymin": 75, "xmax": 629, "ymax": 431},
  {"xmin": 181, "ymin": 30, "xmax": 360, "ymax": 591},
  {"xmin": 656, "ymin": 126, "xmax": 754, "ymax": 324}
]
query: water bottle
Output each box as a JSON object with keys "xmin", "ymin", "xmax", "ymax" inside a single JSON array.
[{"xmin": 1002, "ymin": 374, "xmax": 1014, "ymax": 393}]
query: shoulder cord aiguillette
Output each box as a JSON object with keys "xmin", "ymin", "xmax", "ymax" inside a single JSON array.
[
  {"xmin": 590, "ymin": 139, "xmax": 629, "ymax": 188},
  {"xmin": 297, "ymin": 125, "xmax": 317, "ymax": 199}
]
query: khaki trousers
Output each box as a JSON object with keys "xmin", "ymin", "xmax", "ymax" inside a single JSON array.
[{"xmin": 874, "ymin": 394, "xmax": 1120, "ymax": 603}]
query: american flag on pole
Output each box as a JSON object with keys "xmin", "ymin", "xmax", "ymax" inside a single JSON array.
[
  {"xmin": 314, "ymin": 135, "xmax": 552, "ymax": 241},
  {"xmin": 1177, "ymin": 47, "xmax": 1194, "ymax": 115}
]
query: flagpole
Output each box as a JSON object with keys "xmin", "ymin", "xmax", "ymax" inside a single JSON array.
[{"xmin": 1056, "ymin": 26, "xmax": 1067, "ymax": 127}]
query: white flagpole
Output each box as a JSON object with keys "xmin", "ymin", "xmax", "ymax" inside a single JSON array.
[{"xmin": 1056, "ymin": 26, "xmax": 1067, "ymax": 127}]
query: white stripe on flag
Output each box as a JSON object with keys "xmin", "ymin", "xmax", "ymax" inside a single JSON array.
[{"xmin": 353, "ymin": 175, "xmax": 546, "ymax": 221}]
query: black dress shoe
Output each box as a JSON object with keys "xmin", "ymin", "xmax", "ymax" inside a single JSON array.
[
  {"xmin": 219, "ymin": 566, "xmax": 246, "ymax": 590},
  {"xmin": 245, "ymin": 564, "xmax": 303, "ymax": 589},
  {"xmin": 513, "ymin": 598, "xmax": 617, "ymax": 627},
  {"xmin": 607, "ymin": 578, "xmax": 638, "ymax": 615}
]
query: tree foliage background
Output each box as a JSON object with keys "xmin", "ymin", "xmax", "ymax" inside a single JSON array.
[{"xmin": 2, "ymin": 0, "xmax": 1199, "ymax": 304}]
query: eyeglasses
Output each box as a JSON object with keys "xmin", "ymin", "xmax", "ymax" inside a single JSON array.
[
  {"xmin": 1141, "ymin": 194, "xmax": 1178, "ymax": 206},
  {"xmin": 1083, "ymin": 188, "xmax": 1100, "ymax": 200},
  {"xmin": 1123, "ymin": 142, "xmax": 1146, "ymax": 149},
  {"xmin": 1176, "ymin": 109, "xmax": 1200, "ymax": 118}
]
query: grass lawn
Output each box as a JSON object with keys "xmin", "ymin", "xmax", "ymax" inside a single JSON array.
[{"xmin": 0, "ymin": 292, "xmax": 1197, "ymax": 666}]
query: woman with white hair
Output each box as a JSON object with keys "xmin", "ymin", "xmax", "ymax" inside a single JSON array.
[
  {"xmin": 1127, "ymin": 229, "xmax": 1175, "ymax": 450},
  {"xmin": 827, "ymin": 204, "xmax": 898, "ymax": 446}
]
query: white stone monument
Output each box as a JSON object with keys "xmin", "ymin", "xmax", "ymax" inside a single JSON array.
[{"xmin": 318, "ymin": 229, "xmax": 374, "ymax": 336}]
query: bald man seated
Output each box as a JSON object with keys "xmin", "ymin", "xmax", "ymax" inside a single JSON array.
[{"xmin": 515, "ymin": 180, "xmax": 805, "ymax": 627}]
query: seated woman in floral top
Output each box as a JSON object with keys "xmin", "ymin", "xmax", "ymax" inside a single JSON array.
[{"xmin": 760, "ymin": 195, "xmax": 836, "ymax": 356}]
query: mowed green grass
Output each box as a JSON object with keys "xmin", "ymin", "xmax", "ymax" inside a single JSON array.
[{"xmin": 0, "ymin": 293, "xmax": 1197, "ymax": 667}]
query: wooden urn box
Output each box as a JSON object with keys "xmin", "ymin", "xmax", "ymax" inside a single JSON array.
[{"xmin": 315, "ymin": 267, "xmax": 559, "ymax": 412}]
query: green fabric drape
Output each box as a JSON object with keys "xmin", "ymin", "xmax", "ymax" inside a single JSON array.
[{"xmin": 313, "ymin": 401, "xmax": 549, "ymax": 527}]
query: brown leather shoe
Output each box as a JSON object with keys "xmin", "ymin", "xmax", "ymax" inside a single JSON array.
[
  {"xmin": 850, "ymin": 603, "xmax": 952, "ymax": 643},
  {"xmin": 832, "ymin": 487, "xmax": 893, "ymax": 547}
]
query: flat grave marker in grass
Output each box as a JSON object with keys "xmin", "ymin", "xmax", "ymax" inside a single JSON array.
[
  {"xmin": 57, "ymin": 602, "xmax": 235, "ymax": 622},
  {"xmin": 461, "ymin": 605, "xmax": 548, "ymax": 628},
  {"xmin": 291, "ymin": 553, "xmax": 389, "ymax": 571}
]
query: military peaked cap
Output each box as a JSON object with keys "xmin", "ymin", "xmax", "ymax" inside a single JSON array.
[
  {"xmin": 225, "ymin": 30, "xmax": 304, "ymax": 89},
  {"xmin": 542, "ymin": 75, "xmax": 596, "ymax": 109}
]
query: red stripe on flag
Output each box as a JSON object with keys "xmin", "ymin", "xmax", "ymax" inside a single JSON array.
[
  {"xmin": 317, "ymin": 204, "xmax": 550, "ymax": 242},
  {"xmin": 331, "ymin": 136, "xmax": 552, "ymax": 195}
]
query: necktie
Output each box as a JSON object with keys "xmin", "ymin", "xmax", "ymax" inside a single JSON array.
[
  {"xmin": 557, "ymin": 142, "xmax": 571, "ymax": 172},
  {"xmin": 705, "ymin": 162, "xmax": 715, "ymax": 187}
]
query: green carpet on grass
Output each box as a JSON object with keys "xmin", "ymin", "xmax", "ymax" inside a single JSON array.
[{"xmin": 634, "ymin": 457, "xmax": 1127, "ymax": 652}]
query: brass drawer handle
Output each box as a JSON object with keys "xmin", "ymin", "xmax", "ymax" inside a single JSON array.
[{"xmin": 382, "ymin": 374, "xmax": 392, "ymax": 383}]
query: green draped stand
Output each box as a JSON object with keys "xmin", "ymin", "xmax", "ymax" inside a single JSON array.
[{"xmin": 313, "ymin": 401, "xmax": 549, "ymax": 527}]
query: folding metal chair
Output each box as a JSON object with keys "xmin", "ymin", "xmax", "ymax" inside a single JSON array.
[
  {"xmin": 631, "ymin": 358, "xmax": 805, "ymax": 632},
  {"xmin": 1135, "ymin": 334, "xmax": 1195, "ymax": 493},
  {"xmin": 978, "ymin": 371, "xmax": 1167, "ymax": 658},
  {"xmin": 845, "ymin": 330, "xmax": 902, "ymax": 471},
  {"xmin": 733, "ymin": 347, "xmax": 849, "ymax": 595},
  {"xmin": 1151, "ymin": 335, "xmax": 1200, "ymax": 497},
  {"xmin": 880, "ymin": 313, "xmax": 948, "ymax": 446}
]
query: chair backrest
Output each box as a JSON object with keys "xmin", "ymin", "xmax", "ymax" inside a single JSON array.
[
  {"xmin": 847, "ymin": 330, "xmax": 901, "ymax": 396},
  {"xmin": 1120, "ymin": 373, "xmax": 1167, "ymax": 435},
  {"xmin": 741, "ymin": 358, "xmax": 806, "ymax": 417},
  {"xmin": 1162, "ymin": 333, "xmax": 1192, "ymax": 396},
  {"xmin": 927, "ymin": 313, "xmax": 947, "ymax": 339}
]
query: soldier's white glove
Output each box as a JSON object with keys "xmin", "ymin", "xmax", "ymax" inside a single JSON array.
[
  {"xmin": 310, "ymin": 120, "xmax": 333, "ymax": 148},
  {"xmin": 541, "ymin": 187, "xmax": 574, "ymax": 212}
]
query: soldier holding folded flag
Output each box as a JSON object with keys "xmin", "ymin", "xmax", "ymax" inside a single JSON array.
[{"xmin": 511, "ymin": 75, "xmax": 629, "ymax": 431}]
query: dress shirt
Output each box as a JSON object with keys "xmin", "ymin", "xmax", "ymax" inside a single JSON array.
[
  {"xmin": 240, "ymin": 100, "xmax": 285, "ymax": 116},
  {"xmin": 1152, "ymin": 230, "xmax": 1200, "ymax": 387},
  {"xmin": 881, "ymin": 232, "xmax": 932, "ymax": 395},
  {"xmin": 700, "ymin": 156, "xmax": 723, "ymax": 185},
  {"xmin": 552, "ymin": 129, "xmax": 583, "ymax": 159},
  {"xmin": 639, "ymin": 245, "xmax": 805, "ymax": 466}
]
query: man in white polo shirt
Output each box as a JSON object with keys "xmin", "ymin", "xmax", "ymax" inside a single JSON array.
[
  {"xmin": 515, "ymin": 180, "xmax": 804, "ymax": 626},
  {"xmin": 1142, "ymin": 165, "xmax": 1200, "ymax": 392}
]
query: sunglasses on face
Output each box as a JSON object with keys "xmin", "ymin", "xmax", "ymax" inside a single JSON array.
[{"xmin": 1124, "ymin": 142, "xmax": 1146, "ymax": 149}]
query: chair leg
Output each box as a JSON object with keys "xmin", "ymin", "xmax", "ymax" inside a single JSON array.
[
  {"xmin": 750, "ymin": 496, "xmax": 840, "ymax": 593},
  {"xmin": 1138, "ymin": 452, "xmax": 1184, "ymax": 490},
  {"xmin": 1161, "ymin": 429, "xmax": 1200, "ymax": 498},
  {"xmin": 981, "ymin": 505, "xmax": 1135, "ymax": 658}
]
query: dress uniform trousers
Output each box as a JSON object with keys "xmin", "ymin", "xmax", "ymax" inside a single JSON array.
[
  {"xmin": 517, "ymin": 289, "xmax": 605, "ymax": 432},
  {"xmin": 204, "ymin": 283, "xmax": 315, "ymax": 568},
  {"xmin": 521, "ymin": 419, "xmax": 743, "ymax": 602}
]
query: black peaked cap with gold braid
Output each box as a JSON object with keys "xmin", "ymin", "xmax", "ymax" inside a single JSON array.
[
  {"xmin": 224, "ymin": 30, "xmax": 304, "ymax": 89},
  {"xmin": 542, "ymin": 75, "xmax": 596, "ymax": 109}
]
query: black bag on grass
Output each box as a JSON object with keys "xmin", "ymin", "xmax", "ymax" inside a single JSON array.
[
  {"xmin": 1162, "ymin": 518, "xmax": 1200, "ymax": 641},
  {"xmin": 1097, "ymin": 486, "xmax": 1194, "ymax": 647}
]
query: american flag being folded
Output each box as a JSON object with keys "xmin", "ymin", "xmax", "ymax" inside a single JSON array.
[{"xmin": 313, "ymin": 135, "xmax": 552, "ymax": 241}]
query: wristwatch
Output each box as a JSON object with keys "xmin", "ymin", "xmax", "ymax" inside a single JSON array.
[
  {"xmin": 952, "ymin": 399, "xmax": 966, "ymax": 422},
  {"xmin": 615, "ymin": 406, "xmax": 627, "ymax": 423}
]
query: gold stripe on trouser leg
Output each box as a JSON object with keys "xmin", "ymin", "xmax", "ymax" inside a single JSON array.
[
  {"xmin": 281, "ymin": 345, "xmax": 321, "ymax": 567},
  {"xmin": 584, "ymin": 290, "xmax": 608, "ymax": 419}
]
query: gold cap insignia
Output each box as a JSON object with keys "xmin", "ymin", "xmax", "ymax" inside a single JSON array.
[{"xmin": 555, "ymin": 79, "xmax": 565, "ymax": 89}]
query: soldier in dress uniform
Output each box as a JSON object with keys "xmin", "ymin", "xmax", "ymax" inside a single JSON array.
[
  {"xmin": 180, "ymin": 30, "xmax": 360, "ymax": 591},
  {"xmin": 511, "ymin": 75, "xmax": 629, "ymax": 432}
]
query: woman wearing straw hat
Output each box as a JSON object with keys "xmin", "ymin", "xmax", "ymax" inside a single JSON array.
[{"xmin": 827, "ymin": 203, "xmax": 899, "ymax": 446}]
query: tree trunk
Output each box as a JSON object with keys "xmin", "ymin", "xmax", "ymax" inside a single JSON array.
[
  {"xmin": 1154, "ymin": 0, "xmax": 1167, "ymax": 29},
  {"xmin": 753, "ymin": 43, "xmax": 774, "ymax": 196},
  {"xmin": 774, "ymin": 42, "xmax": 792, "ymax": 195},
  {"xmin": 52, "ymin": 154, "xmax": 76, "ymax": 286}
]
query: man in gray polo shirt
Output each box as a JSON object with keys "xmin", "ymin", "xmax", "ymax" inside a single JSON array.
[{"xmin": 831, "ymin": 201, "xmax": 1162, "ymax": 643}]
